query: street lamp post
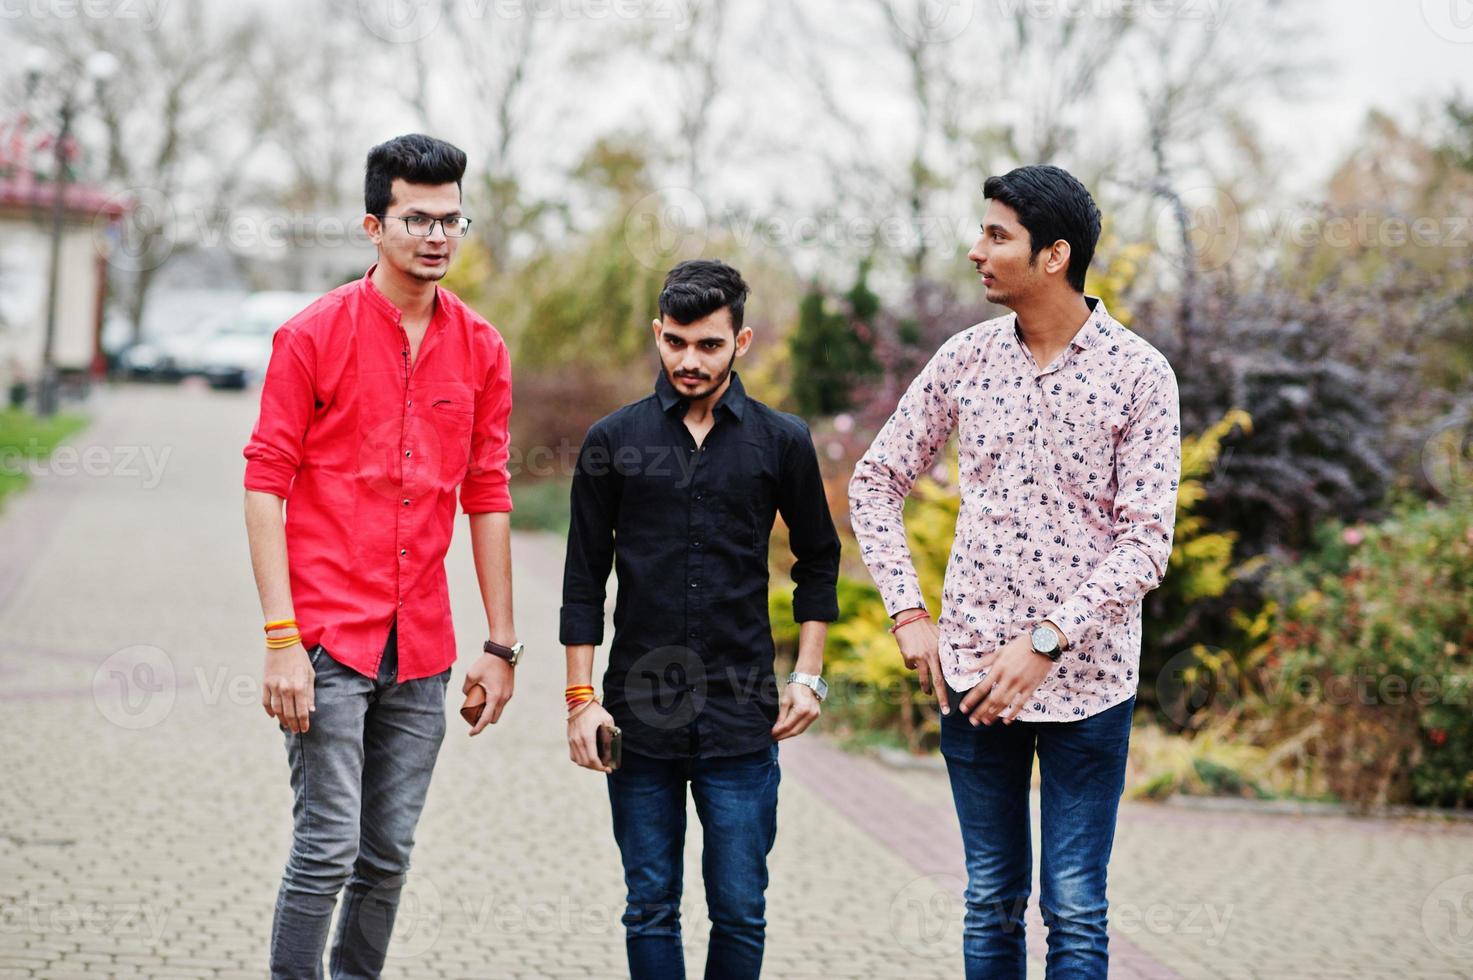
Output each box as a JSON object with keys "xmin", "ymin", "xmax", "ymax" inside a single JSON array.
[{"xmin": 29, "ymin": 48, "xmax": 116, "ymax": 419}]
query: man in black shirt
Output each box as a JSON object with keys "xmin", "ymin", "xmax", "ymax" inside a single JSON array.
[{"xmin": 560, "ymin": 259, "xmax": 840, "ymax": 979}]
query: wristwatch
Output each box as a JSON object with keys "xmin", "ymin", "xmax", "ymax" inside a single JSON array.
[
  {"xmin": 483, "ymin": 639, "xmax": 525, "ymax": 666},
  {"xmin": 786, "ymin": 671, "xmax": 828, "ymax": 702},
  {"xmin": 1030, "ymin": 625, "xmax": 1063, "ymax": 662}
]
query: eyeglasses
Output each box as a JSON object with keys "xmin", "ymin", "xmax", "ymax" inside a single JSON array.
[{"xmin": 380, "ymin": 214, "xmax": 472, "ymax": 238}]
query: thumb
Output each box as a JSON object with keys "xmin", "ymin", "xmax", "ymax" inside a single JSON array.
[{"xmin": 771, "ymin": 698, "xmax": 791, "ymax": 732}]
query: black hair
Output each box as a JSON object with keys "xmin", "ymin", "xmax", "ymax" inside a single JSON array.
[
  {"xmin": 982, "ymin": 165, "xmax": 1101, "ymax": 292},
  {"xmin": 658, "ymin": 259, "xmax": 750, "ymax": 332},
  {"xmin": 364, "ymin": 134, "xmax": 468, "ymax": 216}
]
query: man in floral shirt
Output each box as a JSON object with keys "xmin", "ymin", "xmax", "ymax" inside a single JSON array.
[{"xmin": 850, "ymin": 165, "xmax": 1181, "ymax": 978}]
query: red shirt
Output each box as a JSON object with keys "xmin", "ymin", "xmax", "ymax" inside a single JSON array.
[{"xmin": 243, "ymin": 267, "xmax": 513, "ymax": 681}]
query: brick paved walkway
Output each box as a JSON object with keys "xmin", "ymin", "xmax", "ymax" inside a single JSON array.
[{"xmin": 1, "ymin": 385, "xmax": 1470, "ymax": 979}]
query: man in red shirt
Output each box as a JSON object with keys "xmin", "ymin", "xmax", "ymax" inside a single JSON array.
[{"xmin": 243, "ymin": 134, "xmax": 520, "ymax": 978}]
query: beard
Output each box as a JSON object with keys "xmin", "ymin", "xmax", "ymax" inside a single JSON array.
[
  {"xmin": 669, "ymin": 348, "xmax": 737, "ymax": 402},
  {"xmin": 407, "ymin": 258, "xmax": 450, "ymax": 283}
]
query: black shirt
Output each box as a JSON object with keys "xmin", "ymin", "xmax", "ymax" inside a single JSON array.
[{"xmin": 560, "ymin": 371, "xmax": 841, "ymax": 759}]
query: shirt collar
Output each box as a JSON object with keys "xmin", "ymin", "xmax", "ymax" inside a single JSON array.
[
  {"xmin": 1006, "ymin": 294, "xmax": 1114, "ymax": 351},
  {"xmin": 654, "ymin": 369, "xmax": 748, "ymax": 421},
  {"xmin": 359, "ymin": 263, "xmax": 444, "ymax": 324}
]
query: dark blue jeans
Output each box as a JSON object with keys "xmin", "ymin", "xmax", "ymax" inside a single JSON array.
[
  {"xmin": 606, "ymin": 744, "xmax": 781, "ymax": 980},
  {"xmin": 940, "ymin": 682, "xmax": 1136, "ymax": 980},
  {"xmin": 269, "ymin": 621, "xmax": 450, "ymax": 979}
]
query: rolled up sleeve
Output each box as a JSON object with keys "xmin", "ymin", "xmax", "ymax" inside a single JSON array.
[
  {"xmin": 779, "ymin": 423, "xmax": 841, "ymax": 623},
  {"xmin": 243, "ymin": 327, "xmax": 315, "ymax": 498},
  {"xmin": 559, "ymin": 425, "xmax": 618, "ymax": 646},
  {"xmin": 461, "ymin": 335, "xmax": 514, "ymax": 515}
]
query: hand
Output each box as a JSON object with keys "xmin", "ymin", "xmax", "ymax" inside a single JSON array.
[
  {"xmin": 262, "ymin": 642, "xmax": 315, "ymax": 734},
  {"xmin": 771, "ymin": 680, "xmax": 822, "ymax": 741},
  {"xmin": 959, "ymin": 632, "xmax": 1056, "ymax": 726},
  {"xmin": 567, "ymin": 699, "xmax": 616, "ymax": 773},
  {"xmin": 893, "ymin": 612, "xmax": 950, "ymax": 715},
  {"xmin": 463, "ymin": 653, "xmax": 514, "ymax": 736}
]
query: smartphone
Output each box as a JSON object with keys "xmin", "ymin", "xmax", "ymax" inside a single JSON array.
[{"xmin": 597, "ymin": 724, "xmax": 623, "ymax": 770}]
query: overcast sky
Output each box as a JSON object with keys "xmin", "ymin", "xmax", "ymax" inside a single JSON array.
[{"xmin": 1267, "ymin": 0, "xmax": 1470, "ymax": 190}]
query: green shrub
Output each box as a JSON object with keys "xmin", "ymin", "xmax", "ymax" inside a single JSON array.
[{"xmin": 1254, "ymin": 496, "xmax": 1473, "ymax": 807}]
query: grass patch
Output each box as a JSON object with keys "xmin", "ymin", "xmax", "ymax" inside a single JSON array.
[
  {"xmin": 0, "ymin": 408, "xmax": 89, "ymax": 505},
  {"xmin": 509, "ymin": 477, "xmax": 572, "ymax": 536}
]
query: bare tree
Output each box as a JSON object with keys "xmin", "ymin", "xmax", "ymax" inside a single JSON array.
[{"xmin": 13, "ymin": 5, "xmax": 268, "ymax": 340}]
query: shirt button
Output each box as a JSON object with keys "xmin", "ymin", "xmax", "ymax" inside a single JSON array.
[
  {"xmin": 689, "ymin": 582, "xmax": 698, "ymax": 589},
  {"xmin": 404, "ymin": 450, "xmax": 412, "ymax": 457},
  {"xmin": 694, "ymin": 492, "xmax": 703, "ymax": 500},
  {"xmin": 692, "ymin": 540, "xmax": 702, "ymax": 548},
  {"xmin": 402, "ymin": 499, "xmax": 410, "ymax": 506},
  {"xmin": 400, "ymin": 548, "xmax": 407, "ymax": 557}
]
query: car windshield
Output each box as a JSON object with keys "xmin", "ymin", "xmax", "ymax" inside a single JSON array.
[{"xmin": 216, "ymin": 314, "xmax": 280, "ymax": 337}]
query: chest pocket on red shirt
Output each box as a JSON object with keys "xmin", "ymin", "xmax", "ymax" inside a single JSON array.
[{"xmin": 419, "ymin": 381, "xmax": 475, "ymax": 488}]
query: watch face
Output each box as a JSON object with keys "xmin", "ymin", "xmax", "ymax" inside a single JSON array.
[
  {"xmin": 1032, "ymin": 626, "xmax": 1059, "ymax": 655},
  {"xmin": 815, "ymin": 677, "xmax": 829, "ymax": 701}
]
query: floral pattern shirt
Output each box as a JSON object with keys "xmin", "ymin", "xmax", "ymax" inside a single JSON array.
[{"xmin": 848, "ymin": 297, "xmax": 1181, "ymax": 720}]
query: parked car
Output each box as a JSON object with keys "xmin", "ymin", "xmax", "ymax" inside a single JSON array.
[
  {"xmin": 106, "ymin": 290, "xmax": 244, "ymax": 381},
  {"xmin": 197, "ymin": 292, "xmax": 319, "ymax": 390}
]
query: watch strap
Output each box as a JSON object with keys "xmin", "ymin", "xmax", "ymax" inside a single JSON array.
[{"xmin": 483, "ymin": 639, "xmax": 523, "ymax": 665}]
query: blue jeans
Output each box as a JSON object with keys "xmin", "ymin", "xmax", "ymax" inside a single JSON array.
[
  {"xmin": 269, "ymin": 620, "xmax": 451, "ymax": 979},
  {"xmin": 606, "ymin": 744, "xmax": 781, "ymax": 980},
  {"xmin": 940, "ymin": 682, "xmax": 1136, "ymax": 980}
]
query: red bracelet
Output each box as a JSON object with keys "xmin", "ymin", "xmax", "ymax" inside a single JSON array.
[{"xmin": 890, "ymin": 610, "xmax": 931, "ymax": 634}]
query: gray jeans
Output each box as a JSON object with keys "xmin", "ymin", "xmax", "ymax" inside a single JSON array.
[{"xmin": 269, "ymin": 620, "xmax": 450, "ymax": 979}]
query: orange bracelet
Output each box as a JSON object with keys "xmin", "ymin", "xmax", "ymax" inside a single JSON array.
[{"xmin": 890, "ymin": 610, "xmax": 931, "ymax": 634}]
